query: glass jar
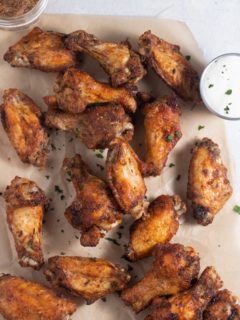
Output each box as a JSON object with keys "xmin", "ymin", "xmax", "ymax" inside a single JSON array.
[{"xmin": 0, "ymin": 0, "xmax": 48, "ymax": 31}]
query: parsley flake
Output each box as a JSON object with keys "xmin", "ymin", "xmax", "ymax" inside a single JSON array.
[
  {"xmin": 169, "ymin": 163, "xmax": 175, "ymax": 168},
  {"xmin": 185, "ymin": 55, "xmax": 191, "ymax": 61},
  {"xmin": 225, "ymin": 89, "xmax": 232, "ymax": 95},
  {"xmin": 208, "ymin": 84, "xmax": 214, "ymax": 88},
  {"xmin": 166, "ymin": 134, "xmax": 174, "ymax": 142},
  {"xmin": 105, "ymin": 238, "xmax": 120, "ymax": 246},
  {"xmin": 233, "ymin": 205, "xmax": 240, "ymax": 214},
  {"xmin": 55, "ymin": 185, "xmax": 63, "ymax": 193},
  {"xmin": 45, "ymin": 175, "xmax": 50, "ymax": 180},
  {"xmin": 96, "ymin": 153, "xmax": 104, "ymax": 159},
  {"xmin": 198, "ymin": 125, "xmax": 205, "ymax": 130},
  {"xmin": 224, "ymin": 106, "xmax": 230, "ymax": 114}
]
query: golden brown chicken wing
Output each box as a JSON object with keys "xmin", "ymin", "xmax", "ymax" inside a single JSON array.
[
  {"xmin": 63, "ymin": 154, "xmax": 122, "ymax": 246},
  {"xmin": 4, "ymin": 27, "xmax": 77, "ymax": 72},
  {"xmin": 106, "ymin": 138, "xmax": 147, "ymax": 219},
  {"xmin": 142, "ymin": 96, "xmax": 182, "ymax": 176},
  {"xmin": 44, "ymin": 255, "xmax": 130, "ymax": 304},
  {"xmin": 54, "ymin": 68, "xmax": 137, "ymax": 113},
  {"xmin": 0, "ymin": 274, "xmax": 77, "ymax": 320},
  {"xmin": 65, "ymin": 30, "xmax": 146, "ymax": 87},
  {"xmin": 121, "ymin": 243, "xmax": 200, "ymax": 313},
  {"xmin": 127, "ymin": 195, "xmax": 186, "ymax": 261},
  {"xmin": 4, "ymin": 176, "xmax": 48, "ymax": 269},
  {"xmin": 44, "ymin": 96, "xmax": 134, "ymax": 149},
  {"xmin": 138, "ymin": 31, "xmax": 200, "ymax": 101},
  {"xmin": 203, "ymin": 289, "xmax": 240, "ymax": 320},
  {"xmin": 1, "ymin": 88, "xmax": 48, "ymax": 167},
  {"xmin": 187, "ymin": 138, "xmax": 232, "ymax": 226},
  {"xmin": 146, "ymin": 266, "xmax": 223, "ymax": 320}
]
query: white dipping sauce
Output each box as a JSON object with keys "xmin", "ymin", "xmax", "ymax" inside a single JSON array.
[{"xmin": 200, "ymin": 54, "xmax": 240, "ymax": 120}]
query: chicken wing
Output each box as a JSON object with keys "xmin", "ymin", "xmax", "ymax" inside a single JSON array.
[
  {"xmin": 121, "ymin": 243, "xmax": 200, "ymax": 313},
  {"xmin": 146, "ymin": 266, "xmax": 223, "ymax": 320},
  {"xmin": 138, "ymin": 31, "xmax": 200, "ymax": 101},
  {"xmin": 65, "ymin": 30, "xmax": 146, "ymax": 87},
  {"xmin": 1, "ymin": 88, "xmax": 48, "ymax": 167},
  {"xmin": 203, "ymin": 289, "xmax": 240, "ymax": 320},
  {"xmin": 187, "ymin": 138, "xmax": 232, "ymax": 226},
  {"xmin": 54, "ymin": 68, "xmax": 137, "ymax": 113},
  {"xmin": 63, "ymin": 154, "xmax": 122, "ymax": 246},
  {"xmin": 0, "ymin": 274, "xmax": 77, "ymax": 320},
  {"xmin": 127, "ymin": 195, "xmax": 186, "ymax": 261},
  {"xmin": 44, "ymin": 256, "xmax": 130, "ymax": 304},
  {"xmin": 44, "ymin": 96, "xmax": 134, "ymax": 149},
  {"xmin": 142, "ymin": 96, "xmax": 182, "ymax": 176},
  {"xmin": 4, "ymin": 176, "xmax": 48, "ymax": 269},
  {"xmin": 4, "ymin": 27, "xmax": 77, "ymax": 72},
  {"xmin": 106, "ymin": 138, "xmax": 147, "ymax": 219}
]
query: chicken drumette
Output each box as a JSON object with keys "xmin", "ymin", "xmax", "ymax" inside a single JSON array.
[
  {"xmin": 0, "ymin": 274, "xmax": 77, "ymax": 320},
  {"xmin": 187, "ymin": 138, "xmax": 232, "ymax": 226},
  {"xmin": 142, "ymin": 96, "xmax": 182, "ymax": 177},
  {"xmin": 138, "ymin": 31, "xmax": 200, "ymax": 101},
  {"xmin": 54, "ymin": 68, "xmax": 137, "ymax": 114},
  {"xmin": 106, "ymin": 138, "xmax": 148, "ymax": 219},
  {"xmin": 146, "ymin": 266, "xmax": 223, "ymax": 320},
  {"xmin": 1, "ymin": 88, "xmax": 48, "ymax": 167},
  {"xmin": 44, "ymin": 95, "xmax": 134, "ymax": 149},
  {"xmin": 4, "ymin": 176, "xmax": 48, "ymax": 269},
  {"xmin": 4, "ymin": 27, "xmax": 77, "ymax": 72},
  {"xmin": 121, "ymin": 243, "xmax": 200, "ymax": 313},
  {"xmin": 65, "ymin": 30, "xmax": 146, "ymax": 87},
  {"xmin": 127, "ymin": 195, "xmax": 186, "ymax": 261},
  {"xmin": 44, "ymin": 255, "xmax": 130, "ymax": 304},
  {"xmin": 63, "ymin": 154, "xmax": 122, "ymax": 246}
]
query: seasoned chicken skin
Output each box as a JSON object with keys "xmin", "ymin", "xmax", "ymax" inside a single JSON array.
[
  {"xmin": 203, "ymin": 290, "xmax": 240, "ymax": 320},
  {"xmin": 1, "ymin": 89, "xmax": 48, "ymax": 167},
  {"xmin": 4, "ymin": 27, "xmax": 77, "ymax": 72},
  {"xmin": 44, "ymin": 256, "xmax": 130, "ymax": 304},
  {"xmin": 142, "ymin": 96, "xmax": 182, "ymax": 176},
  {"xmin": 127, "ymin": 195, "xmax": 186, "ymax": 261},
  {"xmin": 121, "ymin": 243, "xmax": 200, "ymax": 313},
  {"xmin": 138, "ymin": 31, "xmax": 200, "ymax": 101},
  {"xmin": 106, "ymin": 138, "xmax": 148, "ymax": 219},
  {"xmin": 63, "ymin": 154, "xmax": 122, "ymax": 246},
  {"xmin": 4, "ymin": 176, "xmax": 48, "ymax": 270},
  {"xmin": 146, "ymin": 266, "xmax": 223, "ymax": 320},
  {"xmin": 44, "ymin": 96, "xmax": 133, "ymax": 149},
  {"xmin": 0, "ymin": 274, "xmax": 77, "ymax": 320},
  {"xmin": 187, "ymin": 138, "xmax": 232, "ymax": 226},
  {"xmin": 54, "ymin": 68, "xmax": 137, "ymax": 113},
  {"xmin": 66, "ymin": 30, "xmax": 146, "ymax": 87}
]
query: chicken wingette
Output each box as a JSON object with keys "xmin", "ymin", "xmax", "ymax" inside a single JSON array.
[
  {"xmin": 4, "ymin": 176, "xmax": 48, "ymax": 269},
  {"xmin": 187, "ymin": 138, "xmax": 232, "ymax": 225},
  {"xmin": 65, "ymin": 30, "xmax": 146, "ymax": 87},
  {"xmin": 63, "ymin": 154, "xmax": 122, "ymax": 246},
  {"xmin": 4, "ymin": 27, "xmax": 77, "ymax": 72},
  {"xmin": 0, "ymin": 274, "xmax": 77, "ymax": 320},
  {"xmin": 1, "ymin": 88, "xmax": 48, "ymax": 167},
  {"xmin": 121, "ymin": 243, "xmax": 200, "ymax": 313},
  {"xmin": 44, "ymin": 255, "xmax": 130, "ymax": 304},
  {"xmin": 138, "ymin": 30, "xmax": 200, "ymax": 101}
]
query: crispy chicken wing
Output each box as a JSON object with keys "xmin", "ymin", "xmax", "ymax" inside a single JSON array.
[
  {"xmin": 44, "ymin": 96, "xmax": 134, "ymax": 149},
  {"xmin": 142, "ymin": 96, "xmax": 182, "ymax": 176},
  {"xmin": 44, "ymin": 256, "xmax": 130, "ymax": 304},
  {"xmin": 54, "ymin": 68, "xmax": 137, "ymax": 113},
  {"xmin": 63, "ymin": 154, "xmax": 122, "ymax": 246},
  {"xmin": 138, "ymin": 31, "xmax": 200, "ymax": 101},
  {"xmin": 203, "ymin": 289, "xmax": 240, "ymax": 320},
  {"xmin": 121, "ymin": 243, "xmax": 200, "ymax": 313},
  {"xmin": 187, "ymin": 138, "xmax": 232, "ymax": 226},
  {"xmin": 65, "ymin": 30, "xmax": 146, "ymax": 87},
  {"xmin": 127, "ymin": 195, "xmax": 186, "ymax": 261},
  {"xmin": 106, "ymin": 138, "xmax": 147, "ymax": 219},
  {"xmin": 0, "ymin": 274, "xmax": 77, "ymax": 320},
  {"xmin": 4, "ymin": 27, "xmax": 77, "ymax": 72},
  {"xmin": 146, "ymin": 266, "xmax": 223, "ymax": 320},
  {"xmin": 1, "ymin": 89, "xmax": 48, "ymax": 167},
  {"xmin": 4, "ymin": 176, "xmax": 48, "ymax": 269}
]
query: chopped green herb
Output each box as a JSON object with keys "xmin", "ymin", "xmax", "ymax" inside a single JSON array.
[
  {"xmin": 105, "ymin": 237, "xmax": 120, "ymax": 246},
  {"xmin": 166, "ymin": 134, "xmax": 174, "ymax": 142},
  {"xmin": 67, "ymin": 178, "xmax": 72, "ymax": 182},
  {"xmin": 208, "ymin": 84, "xmax": 214, "ymax": 88},
  {"xmin": 99, "ymin": 149, "xmax": 104, "ymax": 154},
  {"xmin": 67, "ymin": 170, "xmax": 72, "ymax": 177},
  {"xmin": 51, "ymin": 143, "xmax": 56, "ymax": 150},
  {"xmin": 75, "ymin": 235, "xmax": 79, "ymax": 240},
  {"xmin": 225, "ymin": 89, "xmax": 232, "ymax": 95},
  {"xmin": 169, "ymin": 163, "xmax": 175, "ymax": 168},
  {"xmin": 176, "ymin": 174, "xmax": 181, "ymax": 181},
  {"xmin": 176, "ymin": 131, "xmax": 181, "ymax": 138},
  {"xmin": 185, "ymin": 55, "xmax": 191, "ymax": 61},
  {"xmin": 198, "ymin": 125, "xmax": 205, "ymax": 130},
  {"xmin": 60, "ymin": 252, "xmax": 66, "ymax": 255},
  {"xmin": 97, "ymin": 163, "xmax": 104, "ymax": 171},
  {"xmin": 45, "ymin": 175, "xmax": 50, "ymax": 180},
  {"xmin": 96, "ymin": 153, "xmax": 104, "ymax": 159},
  {"xmin": 233, "ymin": 205, "xmax": 240, "ymax": 214},
  {"xmin": 224, "ymin": 106, "xmax": 230, "ymax": 114},
  {"xmin": 68, "ymin": 137, "xmax": 74, "ymax": 142},
  {"xmin": 60, "ymin": 195, "xmax": 65, "ymax": 200},
  {"xmin": 55, "ymin": 185, "xmax": 63, "ymax": 193}
]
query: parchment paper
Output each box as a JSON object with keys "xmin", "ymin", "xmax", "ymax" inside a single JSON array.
[{"xmin": 0, "ymin": 15, "xmax": 239, "ymax": 320}]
